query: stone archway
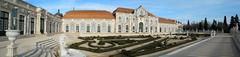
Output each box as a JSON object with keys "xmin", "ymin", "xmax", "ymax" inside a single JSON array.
[{"xmin": 139, "ymin": 22, "xmax": 143, "ymax": 32}]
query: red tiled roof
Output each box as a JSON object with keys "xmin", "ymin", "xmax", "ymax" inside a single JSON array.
[
  {"xmin": 114, "ymin": 7, "xmax": 134, "ymax": 13},
  {"xmin": 159, "ymin": 17, "xmax": 176, "ymax": 24},
  {"xmin": 114, "ymin": 7, "xmax": 156, "ymax": 17},
  {"xmin": 63, "ymin": 10, "xmax": 114, "ymax": 19}
]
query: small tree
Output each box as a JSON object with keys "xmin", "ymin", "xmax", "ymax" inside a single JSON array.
[
  {"xmin": 210, "ymin": 19, "xmax": 217, "ymax": 31},
  {"xmin": 204, "ymin": 18, "xmax": 209, "ymax": 31},
  {"xmin": 187, "ymin": 20, "xmax": 190, "ymax": 31},
  {"xmin": 223, "ymin": 16, "xmax": 229, "ymax": 33},
  {"xmin": 217, "ymin": 22, "xmax": 224, "ymax": 32},
  {"xmin": 198, "ymin": 21, "xmax": 203, "ymax": 31},
  {"xmin": 235, "ymin": 14, "xmax": 240, "ymax": 30},
  {"xmin": 229, "ymin": 16, "xmax": 236, "ymax": 30}
]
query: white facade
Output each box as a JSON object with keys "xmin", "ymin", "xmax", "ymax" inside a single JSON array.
[
  {"xmin": 62, "ymin": 19, "xmax": 115, "ymax": 33},
  {"xmin": 62, "ymin": 6, "xmax": 180, "ymax": 35},
  {"xmin": 0, "ymin": 0, "xmax": 62, "ymax": 36}
]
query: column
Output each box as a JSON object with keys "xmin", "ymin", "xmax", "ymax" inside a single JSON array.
[
  {"xmin": 24, "ymin": 14, "xmax": 27, "ymax": 35},
  {"xmin": 55, "ymin": 22, "xmax": 58, "ymax": 33},
  {"xmin": 35, "ymin": 8, "xmax": 42, "ymax": 34},
  {"xmin": 44, "ymin": 14, "xmax": 47, "ymax": 34},
  {"xmin": 26, "ymin": 12, "xmax": 31, "ymax": 35}
]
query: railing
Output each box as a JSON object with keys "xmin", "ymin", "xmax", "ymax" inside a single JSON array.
[{"xmin": 23, "ymin": 38, "xmax": 60, "ymax": 57}]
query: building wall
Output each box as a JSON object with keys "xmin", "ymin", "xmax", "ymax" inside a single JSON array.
[
  {"xmin": 0, "ymin": 0, "xmax": 61, "ymax": 36},
  {"xmin": 62, "ymin": 19, "xmax": 115, "ymax": 33},
  {"xmin": 61, "ymin": 6, "xmax": 180, "ymax": 35}
]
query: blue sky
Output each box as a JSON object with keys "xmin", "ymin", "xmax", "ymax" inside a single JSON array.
[{"xmin": 24, "ymin": 0, "xmax": 240, "ymax": 24}]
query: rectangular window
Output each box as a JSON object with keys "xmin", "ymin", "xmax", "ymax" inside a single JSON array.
[
  {"xmin": 0, "ymin": 11, "xmax": 8, "ymax": 31},
  {"xmin": 0, "ymin": 11, "xmax": 2, "ymax": 31},
  {"xmin": 76, "ymin": 26, "xmax": 79, "ymax": 32},
  {"xmin": 0, "ymin": 18, "xmax": 3, "ymax": 31},
  {"xmin": 97, "ymin": 25, "xmax": 100, "ymax": 32},
  {"xmin": 66, "ymin": 25, "xmax": 69, "ymax": 32},
  {"xmin": 155, "ymin": 27, "xmax": 157, "ymax": 32},
  {"xmin": 31, "ymin": 18, "xmax": 34, "ymax": 34},
  {"xmin": 118, "ymin": 25, "xmax": 121, "ymax": 32},
  {"xmin": 145, "ymin": 27, "xmax": 148, "ymax": 32},
  {"xmin": 159, "ymin": 27, "xmax": 162, "ymax": 32},
  {"xmin": 108, "ymin": 25, "xmax": 111, "ymax": 32},
  {"xmin": 87, "ymin": 25, "xmax": 90, "ymax": 32},
  {"xmin": 132, "ymin": 26, "xmax": 135, "ymax": 32},
  {"xmin": 126, "ymin": 25, "xmax": 128, "ymax": 32},
  {"xmin": 19, "ymin": 15, "xmax": 24, "ymax": 34}
]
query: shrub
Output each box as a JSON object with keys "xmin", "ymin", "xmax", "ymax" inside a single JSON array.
[
  {"xmin": 98, "ymin": 41, "xmax": 105, "ymax": 45},
  {"xmin": 191, "ymin": 36, "xmax": 197, "ymax": 40}
]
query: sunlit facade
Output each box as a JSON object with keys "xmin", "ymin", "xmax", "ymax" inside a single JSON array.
[
  {"xmin": 0, "ymin": 0, "xmax": 62, "ymax": 36},
  {"xmin": 62, "ymin": 6, "xmax": 181, "ymax": 34}
]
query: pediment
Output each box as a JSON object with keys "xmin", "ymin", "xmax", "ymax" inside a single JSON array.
[{"xmin": 134, "ymin": 5, "xmax": 148, "ymax": 17}]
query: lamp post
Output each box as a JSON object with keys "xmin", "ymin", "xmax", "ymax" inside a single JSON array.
[{"xmin": 5, "ymin": 7, "xmax": 20, "ymax": 57}]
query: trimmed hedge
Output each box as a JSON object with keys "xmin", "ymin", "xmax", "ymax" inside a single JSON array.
[
  {"xmin": 78, "ymin": 35, "xmax": 153, "ymax": 40},
  {"xmin": 69, "ymin": 38, "xmax": 158, "ymax": 53}
]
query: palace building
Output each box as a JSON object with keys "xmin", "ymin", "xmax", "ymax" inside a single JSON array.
[
  {"xmin": 0, "ymin": 0, "xmax": 182, "ymax": 37},
  {"xmin": 62, "ymin": 5, "xmax": 181, "ymax": 35},
  {"xmin": 0, "ymin": 0, "xmax": 62, "ymax": 36}
]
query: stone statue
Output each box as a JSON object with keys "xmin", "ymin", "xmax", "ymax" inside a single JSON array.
[{"xmin": 11, "ymin": 7, "xmax": 18, "ymax": 30}]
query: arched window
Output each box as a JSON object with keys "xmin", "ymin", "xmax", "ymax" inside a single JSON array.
[
  {"xmin": 139, "ymin": 22, "xmax": 143, "ymax": 32},
  {"xmin": 87, "ymin": 24, "xmax": 90, "ymax": 32},
  {"xmin": 126, "ymin": 25, "xmax": 129, "ymax": 32},
  {"xmin": 108, "ymin": 25, "xmax": 111, "ymax": 32},
  {"xmin": 97, "ymin": 24, "xmax": 101, "ymax": 32},
  {"xmin": 118, "ymin": 25, "xmax": 121, "ymax": 32}
]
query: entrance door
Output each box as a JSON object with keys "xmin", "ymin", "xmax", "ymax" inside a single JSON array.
[
  {"xmin": 139, "ymin": 22, "xmax": 143, "ymax": 32},
  {"xmin": 0, "ymin": 11, "xmax": 9, "ymax": 36}
]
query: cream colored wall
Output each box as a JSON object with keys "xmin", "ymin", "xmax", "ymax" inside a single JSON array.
[
  {"xmin": 62, "ymin": 19, "xmax": 115, "ymax": 34},
  {"xmin": 159, "ymin": 23, "xmax": 178, "ymax": 33}
]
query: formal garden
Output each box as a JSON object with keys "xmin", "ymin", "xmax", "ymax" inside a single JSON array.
[
  {"xmin": 110, "ymin": 34, "xmax": 209, "ymax": 57},
  {"xmin": 68, "ymin": 33, "xmax": 210, "ymax": 57},
  {"xmin": 68, "ymin": 35, "xmax": 160, "ymax": 53}
]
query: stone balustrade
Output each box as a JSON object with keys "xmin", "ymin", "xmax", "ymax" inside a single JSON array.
[
  {"xmin": 231, "ymin": 27, "xmax": 240, "ymax": 52},
  {"xmin": 23, "ymin": 38, "xmax": 59, "ymax": 57}
]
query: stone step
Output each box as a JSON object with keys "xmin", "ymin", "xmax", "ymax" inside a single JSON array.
[
  {"xmin": 26, "ymin": 48, "xmax": 43, "ymax": 57},
  {"xmin": 40, "ymin": 50, "xmax": 47, "ymax": 57}
]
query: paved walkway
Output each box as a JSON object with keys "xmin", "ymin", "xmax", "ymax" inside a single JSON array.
[
  {"xmin": 0, "ymin": 34, "xmax": 60, "ymax": 57},
  {"xmin": 159, "ymin": 33, "xmax": 240, "ymax": 57}
]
